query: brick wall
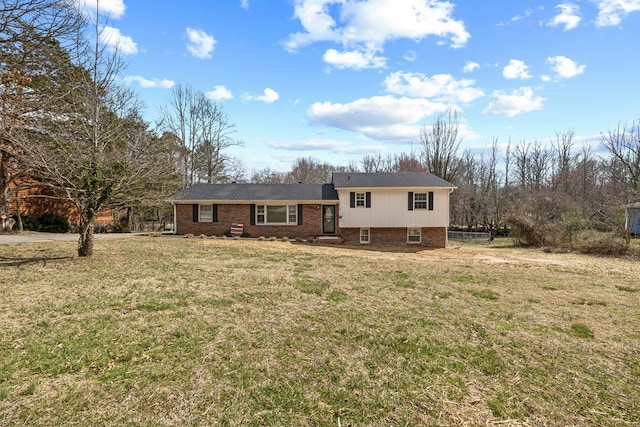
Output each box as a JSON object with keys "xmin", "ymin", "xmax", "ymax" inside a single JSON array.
[
  {"xmin": 9, "ymin": 180, "xmax": 113, "ymax": 225},
  {"xmin": 176, "ymin": 203, "xmax": 448, "ymax": 247},
  {"xmin": 175, "ymin": 203, "xmax": 324, "ymax": 239},
  {"xmin": 341, "ymin": 227, "xmax": 447, "ymax": 248}
]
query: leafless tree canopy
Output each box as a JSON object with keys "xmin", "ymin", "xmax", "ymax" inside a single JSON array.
[
  {"xmin": 160, "ymin": 84, "xmax": 242, "ymax": 187},
  {"xmin": 420, "ymin": 109, "xmax": 463, "ymax": 183}
]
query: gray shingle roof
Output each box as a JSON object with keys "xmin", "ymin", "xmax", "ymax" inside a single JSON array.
[
  {"xmin": 332, "ymin": 172, "xmax": 456, "ymax": 188},
  {"xmin": 170, "ymin": 183, "xmax": 338, "ymax": 202}
]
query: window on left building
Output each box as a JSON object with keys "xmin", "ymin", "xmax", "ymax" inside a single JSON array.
[
  {"xmin": 256, "ymin": 205, "xmax": 298, "ymax": 225},
  {"xmin": 199, "ymin": 204, "xmax": 213, "ymax": 222}
]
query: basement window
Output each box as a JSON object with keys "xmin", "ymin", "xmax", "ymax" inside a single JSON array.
[
  {"xmin": 407, "ymin": 228, "xmax": 421, "ymax": 244},
  {"xmin": 360, "ymin": 228, "xmax": 370, "ymax": 244}
]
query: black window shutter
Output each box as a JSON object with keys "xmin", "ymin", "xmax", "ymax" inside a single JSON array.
[
  {"xmin": 365, "ymin": 192, "xmax": 371, "ymax": 208},
  {"xmin": 193, "ymin": 204, "xmax": 199, "ymax": 222},
  {"xmin": 250, "ymin": 204, "xmax": 256, "ymax": 225},
  {"xmin": 428, "ymin": 191, "xmax": 434, "ymax": 211},
  {"xmin": 297, "ymin": 204, "xmax": 303, "ymax": 225},
  {"xmin": 212, "ymin": 204, "xmax": 218, "ymax": 222},
  {"xmin": 408, "ymin": 192, "xmax": 414, "ymax": 211},
  {"xmin": 350, "ymin": 192, "xmax": 355, "ymax": 208}
]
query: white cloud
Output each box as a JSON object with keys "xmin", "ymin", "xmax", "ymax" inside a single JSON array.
[
  {"xmin": 269, "ymin": 139, "xmax": 386, "ymax": 155},
  {"xmin": 463, "ymin": 61, "xmax": 480, "ymax": 73},
  {"xmin": 404, "ymin": 50, "xmax": 417, "ymax": 62},
  {"xmin": 384, "ymin": 71, "xmax": 484, "ymax": 104},
  {"xmin": 186, "ymin": 27, "xmax": 216, "ymax": 59},
  {"xmin": 76, "ymin": 0, "xmax": 125, "ymax": 18},
  {"xmin": 240, "ymin": 0, "xmax": 249, "ymax": 9},
  {"xmin": 322, "ymin": 48, "xmax": 387, "ymax": 70},
  {"xmin": 284, "ymin": 0, "xmax": 470, "ymax": 55},
  {"xmin": 510, "ymin": 8, "xmax": 534, "ymax": 23},
  {"xmin": 122, "ymin": 75, "xmax": 175, "ymax": 89},
  {"xmin": 245, "ymin": 88, "xmax": 280, "ymax": 103},
  {"xmin": 547, "ymin": 55, "xmax": 586, "ymax": 78},
  {"xmin": 206, "ymin": 85, "xmax": 233, "ymax": 101},
  {"xmin": 99, "ymin": 26, "xmax": 138, "ymax": 55},
  {"xmin": 503, "ymin": 59, "xmax": 532, "ymax": 80},
  {"xmin": 548, "ymin": 3, "xmax": 581, "ymax": 30},
  {"xmin": 482, "ymin": 87, "xmax": 545, "ymax": 117},
  {"xmin": 307, "ymin": 95, "xmax": 448, "ymax": 140},
  {"xmin": 594, "ymin": 0, "xmax": 640, "ymax": 26}
]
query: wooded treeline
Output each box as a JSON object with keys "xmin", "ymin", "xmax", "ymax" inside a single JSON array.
[{"xmin": 1, "ymin": 1, "xmax": 638, "ymax": 257}]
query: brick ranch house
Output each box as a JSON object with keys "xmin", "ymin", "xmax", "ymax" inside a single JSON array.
[{"xmin": 169, "ymin": 172, "xmax": 456, "ymax": 248}]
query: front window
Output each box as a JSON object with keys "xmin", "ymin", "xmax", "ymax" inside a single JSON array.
[
  {"xmin": 256, "ymin": 205, "xmax": 297, "ymax": 225},
  {"xmin": 414, "ymin": 193, "xmax": 427, "ymax": 209},
  {"xmin": 256, "ymin": 205, "xmax": 265, "ymax": 223},
  {"xmin": 408, "ymin": 228, "xmax": 421, "ymax": 243},
  {"xmin": 288, "ymin": 205, "xmax": 297, "ymax": 223},
  {"xmin": 355, "ymin": 192, "xmax": 366, "ymax": 207},
  {"xmin": 360, "ymin": 228, "xmax": 370, "ymax": 244},
  {"xmin": 199, "ymin": 204, "xmax": 213, "ymax": 222}
]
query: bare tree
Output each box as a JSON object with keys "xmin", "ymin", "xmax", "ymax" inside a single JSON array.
[
  {"xmin": 0, "ymin": 0, "xmax": 83, "ymax": 224},
  {"xmin": 286, "ymin": 157, "xmax": 335, "ymax": 183},
  {"xmin": 476, "ymin": 139, "xmax": 510, "ymax": 240},
  {"xmin": 161, "ymin": 84, "xmax": 241, "ymax": 186},
  {"xmin": 420, "ymin": 109, "xmax": 463, "ymax": 183},
  {"xmin": 193, "ymin": 98, "xmax": 242, "ymax": 183},
  {"xmin": 160, "ymin": 84, "xmax": 200, "ymax": 187},
  {"xmin": 600, "ymin": 119, "xmax": 640, "ymax": 197},
  {"xmin": 250, "ymin": 167, "xmax": 285, "ymax": 183},
  {"xmin": 512, "ymin": 140, "xmax": 551, "ymax": 191},
  {"xmin": 551, "ymin": 129, "xmax": 575, "ymax": 193},
  {"xmin": 15, "ymin": 3, "xmax": 176, "ymax": 256},
  {"xmin": 360, "ymin": 154, "xmax": 393, "ymax": 173},
  {"xmin": 393, "ymin": 152, "xmax": 425, "ymax": 172}
]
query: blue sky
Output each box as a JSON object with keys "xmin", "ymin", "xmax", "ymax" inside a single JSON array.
[{"xmin": 78, "ymin": 0, "xmax": 640, "ymax": 173}]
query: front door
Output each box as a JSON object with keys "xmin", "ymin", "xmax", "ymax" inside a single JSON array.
[{"xmin": 322, "ymin": 205, "xmax": 336, "ymax": 234}]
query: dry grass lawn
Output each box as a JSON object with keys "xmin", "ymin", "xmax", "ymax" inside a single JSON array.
[{"xmin": 0, "ymin": 236, "xmax": 639, "ymax": 426}]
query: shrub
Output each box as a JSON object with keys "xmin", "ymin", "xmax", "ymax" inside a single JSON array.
[
  {"xmin": 574, "ymin": 230, "xmax": 628, "ymax": 256},
  {"xmin": 507, "ymin": 215, "xmax": 547, "ymax": 246},
  {"xmin": 12, "ymin": 214, "xmax": 41, "ymax": 231},
  {"xmin": 38, "ymin": 212, "xmax": 70, "ymax": 233}
]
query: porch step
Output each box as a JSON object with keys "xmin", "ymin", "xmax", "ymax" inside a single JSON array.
[{"xmin": 315, "ymin": 235, "xmax": 343, "ymax": 244}]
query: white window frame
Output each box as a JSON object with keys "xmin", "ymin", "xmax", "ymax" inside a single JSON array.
[
  {"xmin": 199, "ymin": 204, "xmax": 213, "ymax": 222},
  {"xmin": 256, "ymin": 204, "xmax": 298, "ymax": 225},
  {"xmin": 414, "ymin": 193, "xmax": 428, "ymax": 210},
  {"xmin": 360, "ymin": 228, "xmax": 370, "ymax": 244},
  {"xmin": 407, "ymin": 227, "xmax": 422, "ymax": 244},
  {"xmin": 355, "ymin": 192, "xmax": 366, "ymax": 207}
]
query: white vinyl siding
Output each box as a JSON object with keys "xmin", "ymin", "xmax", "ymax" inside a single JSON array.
[{"xmin": 338, "ymin": 188, "xmax": 450, "ymax": 228}]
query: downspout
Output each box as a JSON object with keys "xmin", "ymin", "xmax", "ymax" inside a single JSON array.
[
  {"xmin": 172, "ymin": 202, "xmax": 177, "ymax": 234},
  {"xmin": 447, "ymin": 187, "xmax": 456, "ymax": 247}
]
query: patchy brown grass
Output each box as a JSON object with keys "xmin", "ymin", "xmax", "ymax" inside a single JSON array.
[{"xmin": 0, "ymin": 237, "xmax": 639, "ymax": 426}]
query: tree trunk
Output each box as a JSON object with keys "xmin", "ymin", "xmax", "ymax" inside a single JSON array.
[
  {"xmin": 0, "ymin": 151, "xmax": 11, "ymax": 220},
  {"xmin": 15, "ymin": 190, "xmax": 23, "ymax": 231},
  {"xmin": 78, "ymin": 219, "xmax": 95, "ymax": 257}
]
